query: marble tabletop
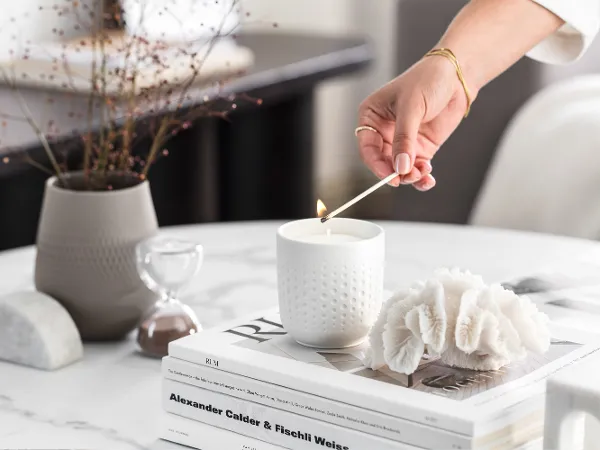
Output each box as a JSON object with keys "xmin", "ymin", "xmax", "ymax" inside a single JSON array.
[{"xmin": 2, "ymin": 220, "xmax": 600, "ymax": 449}]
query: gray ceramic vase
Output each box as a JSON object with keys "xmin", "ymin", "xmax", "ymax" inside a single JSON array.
[{"xmin": 34, "ymin": 172, "xmax": 158, "ymax": 341}]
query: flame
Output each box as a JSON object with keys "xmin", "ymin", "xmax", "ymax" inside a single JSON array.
[{"xmin": 316, "ymin": 199, "xmax": 327, "ymax": 218}]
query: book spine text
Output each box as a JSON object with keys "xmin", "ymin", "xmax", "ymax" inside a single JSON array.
[
  {"xmin": 163, "ymin": 356, "xmax": 469, "ymax": 449},
  {"xmin": 161, "ymin": 411, "xmax": 284, "ymax": 450},
  {"xmin": 163, "ymin": 379, "xmax": 415, "ymax": 450},
  {"xmin": 169, "ymin": 343, "xmax": 471, "ymax": 435}
]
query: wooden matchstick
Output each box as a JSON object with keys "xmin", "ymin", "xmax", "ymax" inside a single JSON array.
[{"xmin": 321, "ymin": 172, "xmax": 398, "ymax": 223}]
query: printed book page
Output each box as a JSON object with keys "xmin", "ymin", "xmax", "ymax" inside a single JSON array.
[
  {"xmin": 233, "ymin": 319, "xmax": 582, "ymax": 402},
  {"xmin": 502, "ymin": 255, "xmax": 600, "ymax": 334},
  {"xmin": 173, "ymin": 307, "xmax": 599, "ymax": 412},
  {"xmin": 503, "ymin": 258, "xmax": 600, "ymax": 301}
]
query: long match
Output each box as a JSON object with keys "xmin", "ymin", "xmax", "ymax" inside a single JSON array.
[{"xmin": 321, "ymin": 172, "xmax": 399, "ymax": 223}]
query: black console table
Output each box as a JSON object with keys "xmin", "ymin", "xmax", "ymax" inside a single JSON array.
[{"xmin": 0, "ymin": 33, "xmax": 372, "ymax": 250}]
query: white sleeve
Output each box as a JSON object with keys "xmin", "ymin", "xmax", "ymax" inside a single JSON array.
[{"xmin": 526, "ymin": 0, "xmax": 600, "ymax": 64}]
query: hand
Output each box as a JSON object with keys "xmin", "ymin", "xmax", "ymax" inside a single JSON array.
[{"xmin": 357, "ymin": 55, "xmax": 475, "ymax": 191}]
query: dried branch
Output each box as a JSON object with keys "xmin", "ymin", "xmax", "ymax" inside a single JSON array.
[
  {"xmin": 0, "ymin": 66, "xmax": 66, "ymax": 186},
  {"xmin": 22, "ymin": 154, "xmax": 54, "ymax": 175},
  {"xmin": 1, "ymin": 0, "xmax": 256, "ymax": 189}
]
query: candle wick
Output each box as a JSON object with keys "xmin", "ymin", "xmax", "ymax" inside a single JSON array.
[{"xmin": 326, "ymin": 229, "xmax": 331, "ymax": 238}]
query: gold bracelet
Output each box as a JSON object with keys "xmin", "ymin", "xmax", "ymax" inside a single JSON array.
[{"xmin": 424, "ymin": 48, "xmax": 472, "ymax": 118}]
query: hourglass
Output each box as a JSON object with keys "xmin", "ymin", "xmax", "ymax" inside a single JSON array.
[{"xmin": 135, "ymin": 235, "xmax": 203, "ymax": 357}]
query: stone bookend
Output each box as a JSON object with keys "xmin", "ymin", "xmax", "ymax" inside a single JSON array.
[{"xmin": 0, "ymin": 291, "xmax": 83, "ymax": 370}]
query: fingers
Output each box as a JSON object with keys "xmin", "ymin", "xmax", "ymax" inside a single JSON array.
[
  {"xmin": 356, "ymin": 102, "xmax": 396, "ymax": 183},
  {"xmin": 357, "ymin": 129, "xmax": 392, "ymax": 180},
  {"xmin": 360, "ymin": 145, "xmax": 437, "ymax": 192},
  {"xmin": 386, "ymin": 158, "xmax": 433, "ymax": 189},
  {"xmin": 356, "ymin": 94, "xmax": 431, "ymax": 191},
  {"xmin": 392, "ymin": 96, "xmax": 425, "ymax": 176},
  {"xmin": 400, "ymin": 159, "xmax": 431, "ymax": 185},
  {"xmin": 414, "ymin": 174, "xmax": 436, "ymax": 191}
]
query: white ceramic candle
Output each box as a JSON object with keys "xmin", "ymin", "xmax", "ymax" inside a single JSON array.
[{"xmin": 276, "ymin": 218, "xmax": 385, "ymax": 348}]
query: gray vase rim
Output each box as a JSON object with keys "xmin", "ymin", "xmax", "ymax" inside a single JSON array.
[{"xmin": 46, "ymin": 171, "xmax": 147, "ymax": 197}]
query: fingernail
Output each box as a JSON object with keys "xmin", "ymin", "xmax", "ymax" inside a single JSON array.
[
  {"xmin": 394, "ymin": 154, "xmax": 411, "ymax": 175},
  {"xmin": 425, "ymin": 175, "xmax": 436, "ymax": 189},
  {"xmin": 415, "ymin": 175, "xmax": 436, "ymax": 192}
]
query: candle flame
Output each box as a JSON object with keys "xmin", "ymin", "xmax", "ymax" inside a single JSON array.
[{"xmin": 316, "ymin": 199, "xmax": 327, "ymax": 218}]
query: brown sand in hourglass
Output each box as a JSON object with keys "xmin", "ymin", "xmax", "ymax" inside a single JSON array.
[{"xmin": 137, "ymin": 312, "xmax": 199, "ymax": 357}]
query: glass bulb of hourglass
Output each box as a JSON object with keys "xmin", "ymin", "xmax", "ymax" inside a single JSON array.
[{"xmin": 135, "ymin": 235, "xmax": 203, "ymax": 357}]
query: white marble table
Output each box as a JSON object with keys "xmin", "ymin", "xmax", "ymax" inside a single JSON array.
[{"xmin": 2, "ymin": 220, "xmax": 600, "ymax": 449}]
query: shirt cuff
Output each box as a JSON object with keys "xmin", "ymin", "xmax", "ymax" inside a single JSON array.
[{"xmin": 526, "ymin": 0, "xmax": 600, "ymax": 64}]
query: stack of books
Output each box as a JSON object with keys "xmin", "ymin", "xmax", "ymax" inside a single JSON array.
[{"xmin": 159, "ymin": 307, "xmax": 600, "ymax": 450}]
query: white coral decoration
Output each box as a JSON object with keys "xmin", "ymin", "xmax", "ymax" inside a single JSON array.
[{"xmin": 363, "ymin": 268, "xmax": 551, "ymax": 374}]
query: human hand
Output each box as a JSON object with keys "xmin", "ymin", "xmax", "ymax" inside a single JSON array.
[{"xmin": 357, "ymin": 55, "xmax": 475, "ymax": 191}]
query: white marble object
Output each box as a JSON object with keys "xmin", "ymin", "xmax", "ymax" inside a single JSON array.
[
  {"xmin": 364, "ymin": 268, "xmax": 551, "ymax": 374},
  {"xmin": 543, "ymin": 350, "xmax": 600, "ymax": 450},
  {"xmin": 1, "ymin": 222, "xmax": 600, "ymax": 449},
  {"xmin": 0, "ymin": 291, "xmax": 83, "ymax": 370}
]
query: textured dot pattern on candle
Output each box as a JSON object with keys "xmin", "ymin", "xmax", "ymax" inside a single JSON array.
[
  {"xmin": 277, "ymin": 218, "xmax": 384, "ymax": 348},
  {"xmin": 278, "ymin": 262, "xmax": 383, "ymax": 345}
]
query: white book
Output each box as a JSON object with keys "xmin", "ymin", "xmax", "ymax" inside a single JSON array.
[
  {"xmin": 160, "ymin": 411, "xmax": 283, "ymax": 450},
  {"xmin": 163, "ymin": 379, "xmax": 413, "ymax": 450},
  {"xmin": 168, "ymin": 308, "xmax": 600, "ymax": 439},
  {"xmin": 159, "ymin": 412, "xmax": 543, "ymax": 450},
  {"xmin": 162, "ymin": 355, "xmax": 470, "ymax": 449}
]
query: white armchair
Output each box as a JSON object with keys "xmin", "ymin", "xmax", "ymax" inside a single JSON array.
[{"xmin": 470, "ymin": 75, "xmax": 600, "ymax": 240}]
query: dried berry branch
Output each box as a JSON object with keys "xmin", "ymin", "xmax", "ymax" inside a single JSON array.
[
  {"xmin": 0, "ymin": 66, "xmax": 67, "ymax": 186},
  {"xmin": 22, "ymin": 154, "xmax": 55, "ymax": 175},
  {"xmin": 0, "ymin": 0, "xmax": 267, "ymax": 190}
]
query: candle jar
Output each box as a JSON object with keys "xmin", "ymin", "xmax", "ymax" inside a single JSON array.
[{"xmin": 276, "ymin": 218, "xmax": 385, "ymax": 348}]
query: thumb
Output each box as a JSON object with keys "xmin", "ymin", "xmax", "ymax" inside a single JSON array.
[{"xmin": 392, "ymin": 96, "xmax": 424, "ymax": 175}]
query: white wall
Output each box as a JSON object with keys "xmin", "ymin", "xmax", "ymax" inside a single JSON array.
[{"xmin": 241, "ymin": 0, "xmax": 398, "ymax": 203}]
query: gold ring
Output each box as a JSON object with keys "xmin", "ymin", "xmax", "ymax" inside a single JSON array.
[{"xmin": 354, "ymin": 125, "xmax": 380, "ymax": 137}]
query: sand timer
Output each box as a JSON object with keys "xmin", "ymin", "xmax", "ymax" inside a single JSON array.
[{"xmin": 135, "ymin": 235, "xmax": 203, "ymax": 357}]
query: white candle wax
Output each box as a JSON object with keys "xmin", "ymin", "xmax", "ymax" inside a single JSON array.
[{"xmin": 295, "ymin": 233, "xmax": 362, "ymax": 243}]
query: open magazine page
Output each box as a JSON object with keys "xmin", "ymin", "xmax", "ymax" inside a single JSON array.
[
  {"xmin": 502, "ymin": 251, "xmax": 600, "ymax": 333},
  {"xmin": 502, "ymin": 256, "xmax": 600, "ymax": 299},
  {"xmin": 235, "ymin": 327, "xmax": 582, "ymax": 403}
]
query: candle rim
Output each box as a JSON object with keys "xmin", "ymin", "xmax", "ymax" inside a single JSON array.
[{"xmin": 277, "ymin": 217, "xmax": 384, "ymax": 245}]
